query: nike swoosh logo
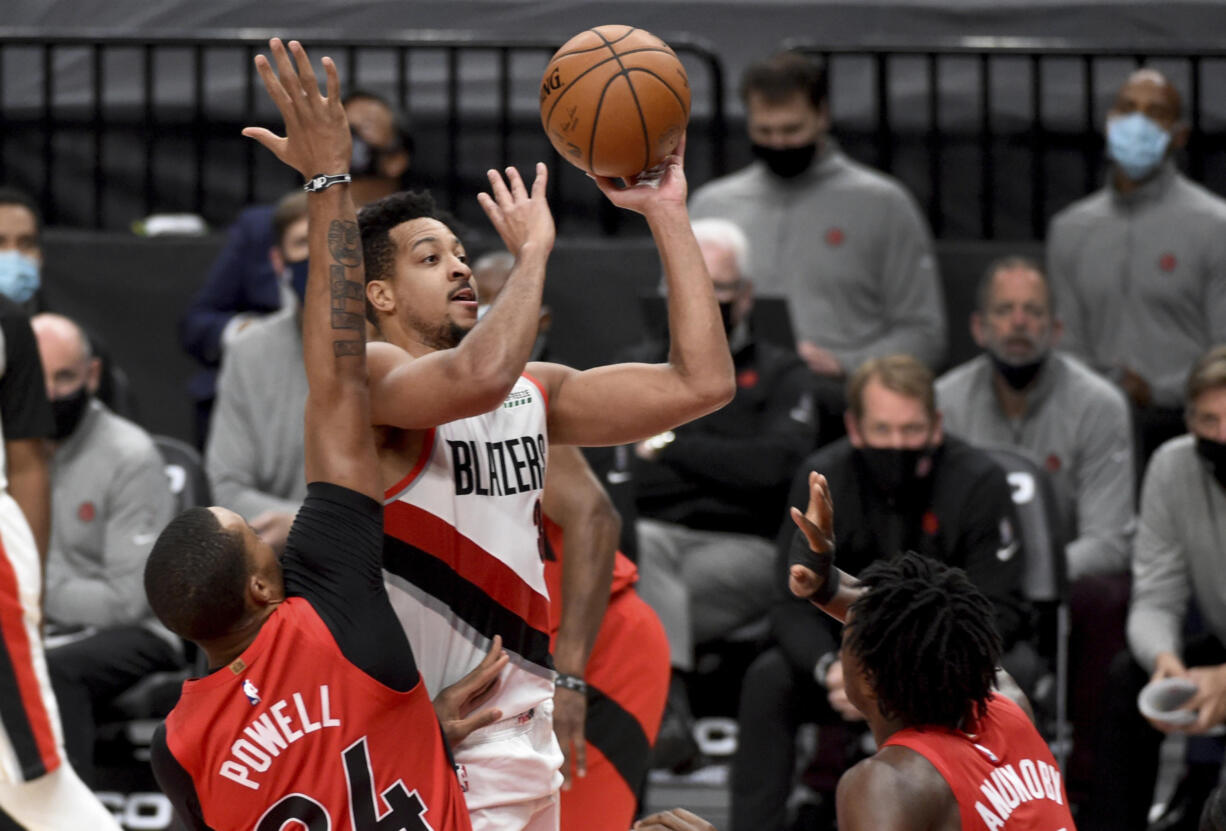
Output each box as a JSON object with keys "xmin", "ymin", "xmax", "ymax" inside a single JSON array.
[
  {"xmin": 606, "ymin": 471, "xmax": 632, "ymax": 484},
  {"xmin": 996, "ymin": 541, "xmax": 1019, "ymax": 562}
]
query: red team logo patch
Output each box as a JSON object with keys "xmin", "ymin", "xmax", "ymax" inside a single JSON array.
[
  {"xmin": 825, "ymin": 227, "xmax": 845, "ymax": 247},
  {"xmin": 1159, "ymin": 252, "xmax": 1177, "ymax": 273},
  {"xmin": 736, "ymin": 369, "xmax": 759, "ymax": 389},
  {"xmin": 77, "ymin": 502, "xmax": 95, "ymax": 522}
]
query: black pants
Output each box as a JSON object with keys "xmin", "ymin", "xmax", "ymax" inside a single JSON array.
[
  {"xmin": 732, "ymin": 648, "xmax": 842, "ymax": 831},
  {"xmin": 1081, "ymin": 634, "xmax": 1226, "ymax": 831},
  {"xmin": 47, "ymin": 625, "xmax": 181, "ymax": 786},
  {"xmin": 1066, "ymin": 572, "xmax": 1131, "ymax": 804}
]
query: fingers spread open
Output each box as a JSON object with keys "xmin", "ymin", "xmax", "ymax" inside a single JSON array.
[
  {"xmin": 505, "ymin": 166, "xmax": 528, "ymax": 200},
  {"xmin": 531, "ymin": 162, "xmax": 549, "ymax": 198},
  {"xmin": 487, "ymin": 168, "xmax": 513, "ymax": 205}
]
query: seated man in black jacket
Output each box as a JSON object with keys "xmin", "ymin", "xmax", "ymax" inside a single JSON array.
[
  {"xmin": 626, "ymin": 217, "xmax": 818, "ymax": 764},
  {"xmin": 731, "ymin": 354, "xmax": 1031, "ymax": 831}
]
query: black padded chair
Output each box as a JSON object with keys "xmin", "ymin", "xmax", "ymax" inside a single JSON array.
[
  {"xmin": 981, "ymin": 444, "xmax": 1071, "ymax": 769},
  {"xmin": 153, "ymin": 434, "xmax": 211, "ymax": 514}
]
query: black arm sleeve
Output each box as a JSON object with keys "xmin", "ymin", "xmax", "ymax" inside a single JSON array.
[
  {"xmin": 281, "ymin": 482, "xmax": 419, "ymax": 691},
  {"xmin": 151, "ymin": 723, "xmax": 216, "ymax": 831},
  {"xmin": 0, "ymin": 301, "xmax": 52, "ymax": 440}
]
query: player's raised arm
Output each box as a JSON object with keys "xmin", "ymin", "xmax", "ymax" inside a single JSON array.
[
  {"xmin": 532, "ymin": 136, "xmax": 736, "ymax": 446},
  {"xmin": 787, "ymin": 471, "xmax": 863, "ymax": 622},
  {"xmin": 364, "ymin": 164, "xmax": 556, "ymax": 430},
  {"xmin": 244, "ymin": 38, "xmax": 378, "ymax": 501}
]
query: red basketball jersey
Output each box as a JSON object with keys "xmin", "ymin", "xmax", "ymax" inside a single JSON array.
[
  {"xmin": 161, "ymin": 597, "xmax": 472, "ymax": 831},
  {"xmin": 883, "ymin": 694, "xmax": 1075, "ymax": 831}
]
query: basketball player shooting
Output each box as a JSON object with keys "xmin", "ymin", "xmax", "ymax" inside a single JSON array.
[
  {"xmin": 142, "ymin": 39, "xmax": 481, "ymax": 831},
  {"xmin": 363, "ymin": 129, "xmax": 735, "ymax": 828},
  {"xmin": 787, "ymin": 473, "xmax": 1076, "ymax": 831}
]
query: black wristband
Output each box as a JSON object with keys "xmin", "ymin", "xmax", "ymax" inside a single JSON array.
[
  {"xmin": 554, "ymin": 672, "xmax": 588, "ymax": 695},
  {"xmin": 788, "ymin": 527, "xmax": 838, "ymax": 604},
  {"xmin": 303, "ymin": 173, "xmax": 352, "ymax": 193}
]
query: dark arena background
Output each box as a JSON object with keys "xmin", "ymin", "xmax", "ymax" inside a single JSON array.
[{"xmin": 4, "ymin": 1, "xmax": 1226, "ymax": 828}]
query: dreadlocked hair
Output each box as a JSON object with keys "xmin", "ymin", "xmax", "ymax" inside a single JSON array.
[{"xmin": 845, "ymin": 552, "xmax": 1002, "ymax": 730}]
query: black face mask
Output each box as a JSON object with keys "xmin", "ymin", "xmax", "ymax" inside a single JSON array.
[
  {"xmin": 857, "ymin": 446, "xmax": 933, "ymax": 497},
  {"xmin": 751, "ymin": 142, "xmax": 818, "ymax": 179},
  {"xmin": 287, "ymin": 258, "xmax": 309, "ymax": 305},
  {"xmin": 1196, "ymin": 436, "xmax": 1226, "ymax": 491},
  {"xmin": 51, "ymin": 386, "xmax": 90, "ymax": 441},
  {"xmin": 988, "ymin": 351, "xmax": 1047, "ymax": 391}
]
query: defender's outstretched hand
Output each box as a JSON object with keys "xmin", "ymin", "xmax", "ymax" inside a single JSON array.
[
  {"xmin": 242, "ymin": 38, "xmax": 350, "ymax": 179},
  {"xmin": 477, "ymin": 164, "xmax": 556, "ymax": 257},
  {"xmin": 589, "ymin": 134, "xmax": 689, "ymax": 218},
  {"xmin": 432, "ymin": 636, "xmax": 510, "ymax": 747},
  {"xmin": 788, "ymin": 471, "xmax": 836, "ymax": 601}
]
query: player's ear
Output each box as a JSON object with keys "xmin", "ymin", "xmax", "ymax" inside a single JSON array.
[{"xmin": 367, "ymin": 279, "xmax": 395, "ymax": 317}]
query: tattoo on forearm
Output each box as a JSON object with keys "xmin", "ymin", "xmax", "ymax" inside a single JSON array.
[
  {"xmin": 331, "ymin": 274, "xmax": 363, "ymax": 309},
  {"xmin": 328, "ymin": 220, "xmax": 362, "ymax": 267},
  {"xmin": 331, "ymin": 311, "xmax": 364, "ymax": 330},
  {"xmin": 333, "ymin": 340, "xmax": 363, "ymax": 357}
]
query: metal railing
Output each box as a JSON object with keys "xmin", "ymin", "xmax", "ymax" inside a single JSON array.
[
  {"xmin": 788, "ymin": 39, "xmax": 1226, "ymax": 239},
  {"xmin": 0, "ymin": 29, "xmax": 727, "ymax": 235}
]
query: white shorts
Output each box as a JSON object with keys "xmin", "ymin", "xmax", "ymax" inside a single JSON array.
[{"xmin": 456, "ymin": 697, "xmax": 563, "ymax": 831}]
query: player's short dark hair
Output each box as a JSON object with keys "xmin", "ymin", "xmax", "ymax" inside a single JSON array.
[
  {"xmin": 740, "ymin": 50, "xmax": 828, "ymax": 111},
  {"xmin": 0, "ymin": 187, "xmax": 42, "ymax": 241},
  {"xmin": 844, "ymin": 552, "xmax": 1002, "ymax": 731},
  {"xmin": 976, "ymin": 255, "xmax": 1051, "ymax": 315},
  {"xmin": 356, "ymin": 190, "xmax": 458, "ymax": 323},
  {"xmin": 144, "ymin": 507, "xmax": 249, "ymax": 642}
]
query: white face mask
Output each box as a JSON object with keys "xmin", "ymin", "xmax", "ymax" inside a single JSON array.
[{"xmin": 0, "ymin": 251, "xmax": 40, "ymax": 303}]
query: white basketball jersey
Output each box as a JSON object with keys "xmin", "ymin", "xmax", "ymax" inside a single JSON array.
[{"xmin": 383, "ymin": 375, "xmax": 553, "ymax": 721}]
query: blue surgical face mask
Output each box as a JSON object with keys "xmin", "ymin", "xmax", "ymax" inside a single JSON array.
[
  {"xmin": 287, "ymin": 259, "xmax": 309, "ymax": 305},
  {"xmin": 0, "ymin": 251, "xmax": 40, "ymax": 304},
  {"xmin": 1106, "ymin": 112, "xmax": 1172, "ymax": 182}
]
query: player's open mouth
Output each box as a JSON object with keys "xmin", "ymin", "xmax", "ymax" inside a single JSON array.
[{"xmin": 449, "ymin": 285, "xmax": 477, "ymax": 307}]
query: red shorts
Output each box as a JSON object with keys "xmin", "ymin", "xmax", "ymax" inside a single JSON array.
[{"xmin": 556, "ymin": 587, "xmax": 669, "ymax": 831}]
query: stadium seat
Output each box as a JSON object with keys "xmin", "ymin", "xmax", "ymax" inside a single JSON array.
[{"xmin": 980, "ymin": 444, "xmax": 1071, "ymax": 769}]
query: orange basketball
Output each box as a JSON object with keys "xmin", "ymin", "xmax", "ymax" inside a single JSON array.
[{"xmin": 540, "ymin": 25, "xmax": 691, "ymax": 178}]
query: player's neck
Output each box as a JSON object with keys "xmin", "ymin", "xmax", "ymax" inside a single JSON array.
[
  {"xmin": 200, "ymin": 605, "xmax": 280, "ymax": 672},
  {"xmin": 991, "ymin": 371, "xmax": 1030, "ymax": 420},
  {"xmin": 378, "ymin": 317, "xmax": 445, "ymax": 358},
  {"xmin": 867, "ymin": 712, "xmax": 909, "ymax": 747}
]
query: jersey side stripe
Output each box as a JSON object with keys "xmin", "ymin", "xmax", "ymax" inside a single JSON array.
[
  {"xmin": 384, "ymin": 499, "xmax": 550, "ymax": 632},
  {"xmin": 0, "ymin": 537, "xmax": 58, "ymax": 780},
  {"xmin": 383, "ymin": 533, "xmax": 553, "ymax": 670},
  {"xmin": 383, "ymin": 427, "xmax": 438, "ymax": 503}
]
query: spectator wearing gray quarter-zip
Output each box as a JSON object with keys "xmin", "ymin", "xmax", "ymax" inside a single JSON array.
[
  {"xmin": 32, "ymin": 313, "xmax": 181, "ymax": 788},
  {"xmin": 935, "ymin": 256, "xmax": 1135, "ymax": 807},
  {"xmin": 1083, "ymin": 346, "xmax": 1226, "ymax": 831},
  {"xmin": 689, "ymin": 51, "xmax": 944, "ymax": 446},
  {"xmin": 1048, "ymin": 68, "xmax": 1226, "ymax": 465}
]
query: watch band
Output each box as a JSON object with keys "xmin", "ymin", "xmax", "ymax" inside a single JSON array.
[
  {"xmin": 554, "ymin": 672, "xmax": 588, "ymax": 695},
  {"xmin": 303, "ymin": 173, "xmax": 352, "ymax": 193}
]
